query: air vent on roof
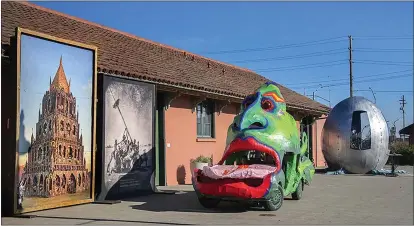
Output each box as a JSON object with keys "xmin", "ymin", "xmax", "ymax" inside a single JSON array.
[
  {"xmin": 222, "ymin": 69, "xmax": 226, "ymax": 74},
  {"xmin": 207, "ymin": 62, "xmax": 210, "ymax": 68}
]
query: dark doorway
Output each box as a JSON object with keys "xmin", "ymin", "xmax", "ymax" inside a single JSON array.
[
  {"xmin": 300, "ymin": 116, "xmax": 314, "ymax": 162},
  {"xmin": 350, "ymin": 111, "xmax": 371, "ymax": 150},
  {"xmin": 155, "ymin": 92, "xmax": 166, "ymax": 186}
]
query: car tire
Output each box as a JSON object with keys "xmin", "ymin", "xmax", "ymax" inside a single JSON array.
[
  {"xmin": 292, "ymin": 179, "xmax": 303, "ymax": 200},
  {"xmin": 263, "ymin": 184, "xmax": 284, "ymax": 211},
  {"xmin": 198, "ymin": 196, "xmax": 220, "ymax": 209}
]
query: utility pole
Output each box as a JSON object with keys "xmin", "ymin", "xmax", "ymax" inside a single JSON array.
[
  {"xmin": 399, "ymin": 95, "xmax": 406, "ymax": 142},
  {"xmin": 348, "ymin": 35, "xmax": 353, "ymax": 98}
]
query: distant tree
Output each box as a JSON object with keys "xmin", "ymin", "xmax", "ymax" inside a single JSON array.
[{"xmin": 389, "ymin": 141, "xmax": 414, "ymax": 165}]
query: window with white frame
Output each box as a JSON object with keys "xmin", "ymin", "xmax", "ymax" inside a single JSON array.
[{"xmin": 196, "ymin": 100, "xmax": 214, "ymax": 138}]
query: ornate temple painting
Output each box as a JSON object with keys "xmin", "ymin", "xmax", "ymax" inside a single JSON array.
[
  {"xmin": 15, "ymin": 29, "xmax": 97, "ymax": 213},
  {"xmin": 98, "ymin": 76, "xmax": 155, "ymax": 200}
]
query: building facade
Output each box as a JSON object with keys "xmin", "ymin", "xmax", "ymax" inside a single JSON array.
[
  {"xmin": 399, "ymin": 123, "xmax": 414, "ymax": 145},
  {"xmin": 21, "ymin": 57, "xmax": 90, "ymax": 197},
  {"xmin": 2, "ymin": 1, "xmax": 329, "ymax": 192},
  {"xmin": 161, "ymin": 94, "xmax": 329, "ymax": 185}
]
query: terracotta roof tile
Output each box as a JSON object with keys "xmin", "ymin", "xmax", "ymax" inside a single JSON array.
[{"xmin": 1, "ymin": 1, "xmax": 330, "ymax": 114}]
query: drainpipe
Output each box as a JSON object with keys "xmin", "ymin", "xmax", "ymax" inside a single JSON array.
[
  {"xmin": 307, "ymin": 123, "xmax": 310, "ymax": 159},
  {"xmin": 315, "ymin": 118, "xmax": 318, "ymax": 167}
]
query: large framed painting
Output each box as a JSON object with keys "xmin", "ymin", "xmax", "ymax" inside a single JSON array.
[
  {"xmin": 14, "ymin": 28, "xmax": 97, "ymax": 214},
  {"xmin": 97, "ymin": 75, "xmax": 155, "ymax": 200}
]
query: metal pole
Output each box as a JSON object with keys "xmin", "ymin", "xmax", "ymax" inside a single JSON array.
[
  {"xmin": 402, "ymin": 95, "xmax": 406, "ymax": 129},
  {"xmin": 399, "ymin": 95, "xmax": 406, "ymax": 142},
  {"xmin": 349, "ymin": 35, "xmax": 353, "ymax": 97}
]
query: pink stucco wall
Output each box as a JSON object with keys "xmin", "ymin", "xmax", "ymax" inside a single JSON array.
[
  {"xmin": 164, "ymin": 95, "xmax": 238, "ymax": 185},
  {"xmin": 312, "ymin": 116, "xmax": 327, "ymax": 168},
  {"xmin": 164, "ymin": 94, "xmax": 328, "ymax": 185}
]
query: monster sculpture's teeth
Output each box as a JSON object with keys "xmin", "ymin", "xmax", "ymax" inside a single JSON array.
[{"xmin": 219, "ymin": 137, "xmax": 281, "ymax": 173}]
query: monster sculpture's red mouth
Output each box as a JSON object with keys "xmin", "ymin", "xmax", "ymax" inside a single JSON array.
[
  {"xmin": 193, "ymin": 137, "xmax": 281, "ymax": 199},
  {"xmin": 218, "ymin": 137, "xmax": 281, "ymax": 173}
]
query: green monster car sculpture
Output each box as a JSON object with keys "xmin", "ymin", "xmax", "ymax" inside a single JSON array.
[{"xmin": 192, "ymin": 82, "xmax": 315, "ymax": 211}]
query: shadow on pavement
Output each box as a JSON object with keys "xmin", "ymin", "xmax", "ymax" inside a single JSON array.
[
  {"xmin": 30, "ymin": 215, "xmax": 195, "ymax": 225},
  {"xmin": 125, "ymin": 191, "xmax": 250, "ymax": 213}
]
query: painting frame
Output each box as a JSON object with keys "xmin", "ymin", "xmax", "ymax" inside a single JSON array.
[
  {"xmin": 97, "ymin": 73, "xmax": 156, "ymax": 201},
  {"xmin": 13, "ymin": 27, "xmax": 98, "ymax": 214}
]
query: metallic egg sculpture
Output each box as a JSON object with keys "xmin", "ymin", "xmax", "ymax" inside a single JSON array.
[{"xmin": 322, "ymin": 96, "xmax": 390, "ymax": 174}]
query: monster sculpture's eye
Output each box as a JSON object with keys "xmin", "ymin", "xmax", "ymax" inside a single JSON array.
[{"xmin": 261, "ymin": 99, "xmax": 274, "ymax": 111}]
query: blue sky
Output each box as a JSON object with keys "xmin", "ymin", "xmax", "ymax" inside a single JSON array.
[
  {"xmin": 19, "ymin": 34, "xmax": 93, "ymax": 167},
  {"xmin": 32, "ymin": 1, "xmax": 413, "ymax": 134}
]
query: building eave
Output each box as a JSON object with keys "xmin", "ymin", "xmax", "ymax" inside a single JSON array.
[
  {"xmin": 99, "ymin": 71, "xmax": 330, "ymax": 116},
  {"xmin": 399, "ymin": 123, "xmax": 414, "ymax": 135}
]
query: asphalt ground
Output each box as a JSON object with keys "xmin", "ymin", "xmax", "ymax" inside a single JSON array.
[{"xmin": 3, "ymin": 166, "xmax": 413, "ymax": 225}]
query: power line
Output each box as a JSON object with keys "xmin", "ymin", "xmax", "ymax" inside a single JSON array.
[
  {"xmin": 354, "ymin": 61, "xmax": 413, "ymax": 66},
  {"xmin": 255, "ymin": 59, "xmax": 348, "ymax": 72},
  {"xmin": 355, "ymin": 50, "xmax": 413, "ymax": 53},
  {"xmin": 354, "ymin": 48, "xmax": 413, "ymax": 52},
  {"xmin": 341, "ymin": 73, "xmax": 412, "ymax": 87},
  {"xmin": 354, "ymin": 50, "xmax": 413, "ymax": 53},
  {"xmin": 196, "ymin": 36, "xmax": 411, "ymax": 56},
  {"xmin": 199, "ymin": 36, "xmax": 348, "ymax": 55},
  {"xmin": 290, "ymin": 73, "xmax": 413, "ymax": 89},
  {"xmin": 353, "ymin": 35, "xmax": 413, "ymax": 38},
  {"xmin": 228, "ymin": 49, "xmax": 347, "ymax": 64},
  {"xmin": 355, "ymin": 90, "xmax": 413, "ymax": 93},
  {"xmin": 327, "ymin": 73, "xmax": 411, "ymax": 88},
  {"xmin": 354, "ymin": 59, "xmax": 413, "ymax": 64},
  {"xmin": 248, "ymin": 56, "xmax": 411, "ymax": 74},
  {"xmin": 353, "ymin": 36, "xmax": 413, "ymax": 40},
  {"xmin": 284, "ymin": 69, "xmax": 413, "ymax": 86},
  {"xmin": 257, "ymin": 62, "xmax": 347, "ymax": 72},
  {"xmin": 310, "ymin": 87, "xmax": 413, "ymax": 93}
]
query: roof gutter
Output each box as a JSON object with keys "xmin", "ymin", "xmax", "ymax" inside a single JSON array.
[
  {"xmin": 288, "ymin": 106, "xmax": 329, "ymax": 116},
  {"xmin": 99, "ymin": 71, "xmax": 329, "ymax": 115},
  {"xmin": 0, "ymin": 44, "xmax": 329, "ymax": 116},
  {"xmin": 99, "ymin": 71, "xmax": 244, "ymax": 99}
]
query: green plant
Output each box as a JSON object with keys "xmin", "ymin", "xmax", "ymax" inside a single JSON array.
[
  {"xmin": 389, "ymin": 141, "xmax": 414, "ymax": 165},
  {"xmin": 191, "ymin": 155, "xmax": 212, "ymax": 164}
]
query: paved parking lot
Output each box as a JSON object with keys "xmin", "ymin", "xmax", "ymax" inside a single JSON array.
[{"xmin": 3, "ymin": 171, "xmax": 413, "ymax": 225}]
